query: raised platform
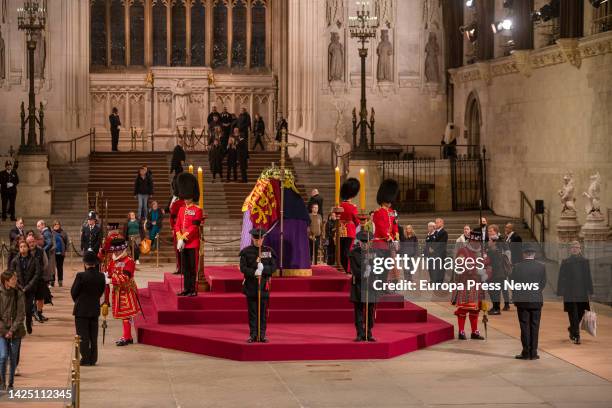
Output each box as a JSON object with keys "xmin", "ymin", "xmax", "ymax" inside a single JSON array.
[{"xmin": 134, "ymin": 266, "xmax": 454, "ymax": 361}]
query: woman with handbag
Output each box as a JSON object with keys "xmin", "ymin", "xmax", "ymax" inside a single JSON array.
[
  {"xmin": 557, "ymin": 241, "xmax": 594, "ymax": 344},
  {"xmin": 453, "ymin": 233, "xmax": 486, "ymax": 340}
]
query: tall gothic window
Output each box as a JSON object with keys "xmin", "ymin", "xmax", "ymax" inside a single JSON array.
[
  {"xmin": 212, "ymin": 1, "xmax": 228, "ymax": 68},
  {"xmin": 231, "ymin": 0, "xmax": 247, "ymax": 68},
  {"xmin": 153, "ymin": 1, "xmax": 167, "ymax": 66},
  {"xmin": 130, "ymin": 1, "xmax": 145, "ymax": 66},
  {"xmin": 251, "ymin": 0, "xmax": 266, "ymax": 68},
  {"xmin": 110, "ymin": 0, "xmax": 125, "ymax": 65},
  {"xmin": 90, "ymin": 0, "xmax": 107, "ymax": 66},
  {"xmin": 90, "ymin": 0, "xmax": 269, "ymax": 69},
  {"xmin": 191, "ymin": 0, "xmax": 206, "ymax": 66}
]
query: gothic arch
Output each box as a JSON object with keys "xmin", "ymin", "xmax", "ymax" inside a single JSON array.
[{"xmin": 464, "ymin": 91, "xmax": 481, "ymax": 158}]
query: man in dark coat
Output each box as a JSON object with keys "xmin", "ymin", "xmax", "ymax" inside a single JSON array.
[
  {"xmin": 557, "ymin": 241, "xmax": 593, "ymax": 345},
  {"xmin": 275, "ymin": 115, "xmax": 288, "ymax": 147},
  {"xmin": 237, "ymin": 135, "xmax": 249, "ymax": 183},
  {"xmin": 10, "ymin": 239, "xmax": 40, "ymax": 334},
  {"xmin": 431, "ymin": 217, "xmax": 448, "ymax": 283},
  {"xmin": 207, "ymin": 106, "xmax": 221, "ymax": 127},
  {"xmin": 0, "ymin": 160, "xmax": 19, "ymax": 221},
  {"xmin": 512, "ymin": 243, "xmax": 547, "ymax": 360},
  {"xmin": 350, "ymin": 230, "xmax": 378, "ymax": 342},
  {"xmin": 81, "ymin": 211, "xmax": 102, "ymax": 254},
  {"xmin": 220, "ymin": 107, "xmax": 233, "ymax": 138},
  {"xmin": 109, "ymin": 107, "xmax": 121, "ymax": 151},
  {"xmin": 71, "ymin": 251, "xmax": 106, "ymax": 366},
  {"xmin": 226, "ymin": 137, "xmax": 238, "ymax": 182},
  {"xmin": 170, "ymin": 142, "xmax": 186, "ymax": 175},
  {"xmin": 236, "ymin": 107, "xmax": 252, "ymax": 140},
  {"xmin": 9, "ymin": 218, "xmax": 25, "ymax": 244},
  {"xmin": 504, "ymin": 223, "xmax": 523, "ymax": 265},
  {"xmin": 253, "ymin": 114, "xmax": 265, "ymax": 151},
  {"xmin": 239, "ymin": 228, "xmax": 277, "ymax": 343},
  {"xmin": 307, "ymin": 189, "xmax": 324, "ymax": 217}
]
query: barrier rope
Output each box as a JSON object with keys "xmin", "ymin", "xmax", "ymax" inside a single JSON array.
[
  {"xmin": 202, "ymin": 237, "xmax": 242, "ymax": 245},
  {"xmin": 70, "ymin": 241, "xmax": 84, "ymax": 257}
]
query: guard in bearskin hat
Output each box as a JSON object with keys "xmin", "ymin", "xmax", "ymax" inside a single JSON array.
[
  {"xmin": 107, "ymin": 237, "xmax": 140, "ymax": 346},
  {"xmin": 338, "ymin": 177, "xmax": 360, "ymax": 273},
  {"xmin": 452, "ymin": 232, "xmax": 486, "ymax": 341},
  {"xmin": 174, "ymin": 172, "xmax": 203, "ymax": 297},
  {"xmin": 372, "ymin": 179, "xmax": 400, "ymax": 249}
]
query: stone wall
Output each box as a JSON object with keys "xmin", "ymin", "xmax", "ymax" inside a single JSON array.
[
  {"xmin": 450, "ymin": 31, "xmax": 612, "ymax": 243},
  {"xmin": 287, "ymin": 0, "xmax": 448, "ymax": 155}
]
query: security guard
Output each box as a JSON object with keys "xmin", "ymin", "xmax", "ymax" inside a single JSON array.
[
  {"xmin": 350, "ymin": 230, "xmax": 379, "ymax": 342},
  {"xmin": 81, "ymin": 211, "xmax": 102, "ymax": 254},
  {"xmin": 239, "ymin": 228, "xmax": 277, "ymax": 343}
]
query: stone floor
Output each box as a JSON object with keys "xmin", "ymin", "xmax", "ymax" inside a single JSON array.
[{"xmin": 2, "ymin": 261, "xmax": 611, "ymax": 408}]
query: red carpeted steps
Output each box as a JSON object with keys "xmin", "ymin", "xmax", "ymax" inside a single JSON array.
[{"xmin": 135, "ymin": 265, "xmax": 454, "ymax": 361}]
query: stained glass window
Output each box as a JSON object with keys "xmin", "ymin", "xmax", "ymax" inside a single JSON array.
[
  {"xmin": 110, "ymin": 0, "xmax": 125, "ymax": 65},
  {"xmin": 130, "ymin": 0, "xmax": 145, "ymax": 66},
  {"xmin": 191, "ymin": 0, "xmax": 206, "ymax": 66},
  {"xmin": 251, "ymin": 1, "xmax": 266, "ymax": 68},
  {"xmin": 212, "ymin": 1, "xmax": 228, "ymax": 68},
  {"xmin": 171, "ymin": 1, "xmax": 186, "ymax": 66},
  {"xmin": 231, "ymin": 0, "xmax": 247, "ymax": 68},
  {"xmin": 153, "ymin": 1, "xmax": 167, "ymax": 66},
  {"xmin": 90, "ymin": 0, "xmax": 107, "ymax": 66}
]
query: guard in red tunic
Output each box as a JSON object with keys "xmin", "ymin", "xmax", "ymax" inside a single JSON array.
[
  {"xmin": 106, "ymin": 237, "xmax": 140, "ymax": 346},
  {"xmin": 174, "ymin": 172, "xmax": 203, "ymax": 297},
  {"xmin": 338, "ymin": 178, "xmax": 360, "ymax": 273},
  {"xmin": 372, "ymin": 179, "xmax": 400, "ymax": 249},
  {"xmin": 168, "ymin": 195, "xmax": 185, "ymax": 275},
  {"xmin": 453, "ymin": 233, "xmax": 486, "ymax": 340},
  {"xmin": 98, "ymin": 223, "xmax": 122, "ymax": 305}
]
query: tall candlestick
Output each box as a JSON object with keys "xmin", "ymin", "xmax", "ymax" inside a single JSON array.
[
  {"xmin": 335, "ymin": 167, "xmax": 340, "ymax": 207},
  {"xmin": 188, "ymin": 164, "xmax": 194, "ymax": 174},
  {"xmin": 197, "ymin": 167, "xmax": 204, "ymax": 209},
  {"xmin": 359, "ymin": 168, "xmax": 366, "ymax": 211}
]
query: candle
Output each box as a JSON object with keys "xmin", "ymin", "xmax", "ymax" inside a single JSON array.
[
  {"xmin": 197, "ymin": 167, "xmax": 204, "ymax": 209},
  {"xmin": 335, "ymin": 167, "xmax": 340, "ymax": 207},
  {"xmin": 188, "ymin": 164, "xmax": 194, "ymax": 174},
  {"xmin": 359, "ymin": 168, "xmax": 366, "ymax": 211}
]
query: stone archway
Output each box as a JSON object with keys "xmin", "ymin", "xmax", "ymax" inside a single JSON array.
[{"xmin": 464, "ymin": 91, "xmax": 481, "ymax": 158}]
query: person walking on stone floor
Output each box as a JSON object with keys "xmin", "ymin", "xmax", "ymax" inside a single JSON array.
[
  {"xmin": 109, "ymin": 107, "xmax": 121, "ymax": 152},
  {"xmin": 557, "ymin": 241, "xmax": 593, "ymax": 345},
  {"xmin": 0, "ymin": 270, "xmax": 26, "ymax": 392},
  {"xmin": 9, "ymin": 239, "xmax": 39, "ymax": 335},
  {"xmin": 240, "ymin": 228, "xmax": 277, "ymax": 343},
  {"xmin": 71, "ymin": 251, "xmax": 106, "ymax": 366},
  {"xmin": 123, "ymin": 211, "xmax": 144, "ymax": 265},
  {"xmin": 52, "ymin": 220, "xmax": 69, "ymax": 287}
]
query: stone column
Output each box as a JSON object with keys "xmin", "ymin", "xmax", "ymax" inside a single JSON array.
[
  {"xmin": 15, "ymin": 154, "xmax": 52, "ymax": 217},
  {"xmin": 581, "ymin": 211, "xmax": 612, "ymax": 304},
  {"xmin": 556, "ymin": 210, "xmax": 581, "ymax": 260}
]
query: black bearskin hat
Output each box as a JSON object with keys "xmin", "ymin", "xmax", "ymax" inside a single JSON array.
[
  {"xmin": 177, "ymin": 172, "xmax": 200, "ymax": 202},
  {"xmin": 340, "ymin": 178, "xmax": 360, "ymax": 201},
  {"xmin": 376, "ymin": 179, "xmax": 399, "ymax": 205}
]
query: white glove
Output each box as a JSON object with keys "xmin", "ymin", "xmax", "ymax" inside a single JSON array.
[
  {"xmin": 255, "ymin": 269, "xmax": 262, "ymax": 277},
  {"xmin": 364, "ymin": 265, "xmax": 371, "ymax": 278},
  {"xmin": 103, "ymin": 272, "xmax": 111, "ymax": 285},
  {"xmin": 6, "ymin": 182, "xmax": 13, "ymax": 188},
  {"xmin": 257, "ymin": 262, "xmax": 264, "ymax": 272},
  {"xmin": 177, "ymin": 239, "xmax": 185, "ymax": 251},
  {"xmin": 477, "ymin": 268, "xmax": 487, "ymax": 282}
]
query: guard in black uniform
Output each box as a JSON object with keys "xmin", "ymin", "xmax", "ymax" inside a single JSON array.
[
  {"xmin": 350, "ymin": 230, "xmax": 379, "ymax": 342},
  {"xmin": 81, "ymin": 211, "xmax": 102, "ymax": 254},
  {"xmin": 239, "ymin": 228, "xmax": 277, "ymax": 343}
]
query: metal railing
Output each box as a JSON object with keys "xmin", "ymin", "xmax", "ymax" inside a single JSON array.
[
  {"xmin": 520, "ymin": 191, "xmax": 546, "ymax": 245},
  {"xmin": 370, "ymin": 143, "xmax": 482, "ymax": 160},
  {"xmin": 286, "ymin": 132, "xmax": 338, "ymax": 167},
  {"xmin": 65, "ymin": 335, "xmax": 81, "ymax": 408},
  {"xmin": 48, "ymin": 128, "xmax": 96, "ymax": 164}
]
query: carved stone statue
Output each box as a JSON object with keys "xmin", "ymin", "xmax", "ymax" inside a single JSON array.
[
  {"xmin": 0, "ymin": 30, "xmax": 5, "ymax": 80},
  {"xmin": 328, "ymin": 32, "xmax": 344, "ymax": 82},
  {"xmin": 172, "ymin": 79, "xmax": 191, "ymax": 127},
  {"xmin": 583, "ymin": 172, "xmax": 602, "ymax": 216},
  {"xmin": 33, "ymin": 31, "xmax": 46, "ymax": 79},
  {"xmin": 424, "ymin": 32, "xmax": 440, "ymax": 83},
  {"xmin": 558, "ymin": 173, "xmax": 576, "ymax": 214},
  {"xmin": 375, "ymin": 0, "xmax": 394, "ymax": 28},
  {"xmin": 326, "ymin": 0, "xmax": 344, "ymax": 28},
  {"xmin": 376, "ymin": 30, "xmax": 393, "ymax": 82}
]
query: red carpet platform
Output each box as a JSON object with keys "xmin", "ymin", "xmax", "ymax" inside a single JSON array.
[{"xmin": 134, "ymin": 266, "xmax": 454, "ymax": 361}]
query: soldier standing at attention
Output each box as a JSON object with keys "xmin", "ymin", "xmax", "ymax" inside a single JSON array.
[
  {"xmin": 239, "ymin": 228, "xmax": 277, "ymax": 343},
  {"xmin": 349, "ymin": 230, "xmax": 378, "ymax": 342}
]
